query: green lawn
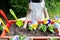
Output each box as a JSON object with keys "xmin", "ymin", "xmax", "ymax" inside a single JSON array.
[
  {"xmin": 47, "ymin": 2, "xmax": 60, "ymax": 20},
  {"xmin": 49, "ymin": 11, "xmax": 60, "ymax": 20}
]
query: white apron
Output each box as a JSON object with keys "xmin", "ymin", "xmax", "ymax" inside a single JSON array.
[{"xmin": 29, "ymin": 0, "xmax": 45, "ymax": 21}]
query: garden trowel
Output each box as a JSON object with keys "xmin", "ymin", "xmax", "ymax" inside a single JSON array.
[
  {"xmin": 9, "ymin": 9, "xmax": 23, "ymax": 27},
  {"xmin": 0, "ymin": 18, "xmax": 9, "ymax": 33}
]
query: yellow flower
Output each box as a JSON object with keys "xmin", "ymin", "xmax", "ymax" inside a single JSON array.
[
  {"xmin": 52, "ymin": 20, "xmax": 59, "ymax": 23},
  {"xmin": 31, "ymin": 23, "xmax": 38, "ymax": 29},
  {"xmin": 44, "ymin": 18, "xmax": 47, "ymax": 24}
]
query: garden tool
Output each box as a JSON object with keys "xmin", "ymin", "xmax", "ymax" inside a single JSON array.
[
  {"xmin": 0, "ymin": 10, "xmax": 16, "ymax": 29},
  {"xmin": 0, "ymin": 10, "xmax": 8, "ymax": 23},
  {"xmin": 9, "ymin": 9, "xmax": 23, "ymax": 27},
  {"xmin": 0, "ymin": 18, "xmax": 9, "ymax": 33}
]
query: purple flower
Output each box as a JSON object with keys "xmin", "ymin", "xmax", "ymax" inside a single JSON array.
[
  {"xmin": 47, "ymin": 20, "xmax": 51, "ymax": 24},
  {"xmin": 31, "ymin": 20, "xmax": 36, "ymax": 24},
  {"xmin": 12, "ymin": 35, "xmax": 19, "ymax": 40},
  {"xmin": 24, "ymin": 38, "xmax": 31, "ymax": 40},
  {"xmin": 55, "ymin": 16, "xmax": 59, "ymax": 20}
]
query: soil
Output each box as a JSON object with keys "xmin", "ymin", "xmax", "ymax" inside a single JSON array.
[
  {"xmin": 0, "ymin": 38, "xmax": 8, "ymax": 40},
  {"xmin": 6, "ymin": 24, "xmax": 58, "ymax": 36}
]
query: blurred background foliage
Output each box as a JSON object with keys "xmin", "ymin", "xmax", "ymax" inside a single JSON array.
[
  {"xmin": 9, "ymin": 0, "xmax": 29, "ymax": 18},
  {"xmin": 0, "ymin": 0, "xmax": 60, "ymax": 19},
  {"xmin": 45, "ymin": 0, "xmax": 60, "ymax": 19}
]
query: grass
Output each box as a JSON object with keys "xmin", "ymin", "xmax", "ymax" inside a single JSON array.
[{"xmin": 47, "ymin": 2, "xmax": 60, "ymax": 20}]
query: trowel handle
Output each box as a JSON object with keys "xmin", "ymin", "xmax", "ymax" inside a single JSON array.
[{"xmin": 9, "ymin": 9, "xmax": 18, "ymax": 20}]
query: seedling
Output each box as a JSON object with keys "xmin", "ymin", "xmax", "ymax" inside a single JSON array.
[
  {"xmin": 24, "ymin": 38, "xmax": 31, "ymax": 40},
  {"xmin": 48, "ymin": 24, "xmax": 54, "ymax": 33},
  {"xmin": 39, "ymin": 24, "xmax": 47, "ymax": 32},
  {"xmin": 49, "ymin": 38, "xmax": 56, "ymax": 40},
  {"xmin": 10, "ymin": 35, "xmax": 19, "ymax": 40},
  {"xmin": 10, "ymin": 35, "xmax": 30, "ymax": 40},
  {"xmin": 19, "ymin": 35, "xmax": 27, "ymax": 40},
  {"xmin": 0, "ymin": 18, "xmax": 9, "ymax": 33},
  {"xmin": 28, "ymin": 21, "xmax": 38, "ymax": 30},
  {"xmin": 9, "ymin": 9, "xmax": 23, "ymax": 27}
]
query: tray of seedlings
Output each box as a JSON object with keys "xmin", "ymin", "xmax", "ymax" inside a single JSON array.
[
  {"xmin": 0, "ymin": 9, "xmax": 60, "ymax": 40},
  {"xmin": 6, "ymin": 9, "xmax": 60, "ymax": 36}
]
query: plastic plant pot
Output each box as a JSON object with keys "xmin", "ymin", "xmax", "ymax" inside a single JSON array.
[
  {"xmin": 0, "ymin": 9, "xmax": 60, "ymax": 40},
  {"xmin": 0, "ymin": 36, "xmax": 60, "ymax": 40},
  {"xmin": 33, "ymin": 39, "xmax": 48, "ymax": 40}
]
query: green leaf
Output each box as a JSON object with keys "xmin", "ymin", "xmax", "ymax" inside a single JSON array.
[
  {"xmin": 29, "ymin": 25, "xmax": 33, "ymax": 31},
  {"xmin": 0, "ymin": 26, "xmax": 3, "ymax": 30},
  {"xmin": 42, "ymin": 25, "xmax": 46, "ymax": 32},
  {"xmin": 50, "ymin": 38, "xmax": 56, "ymax": 40},
  {"xmin": 9, "ymin": 38, "xmax": 12, "ymax": 40},
  {"xmin": 48, "ymin": 25, "xmax": 54, "ymax": 33},
  {"xmin": 40, "ymin": 24, "xmax": 47, "ymax": 32},
  {"xmin": 19, "ymin": 35, "xmax": 27, "ymax": 40}
]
